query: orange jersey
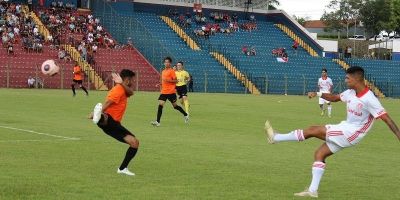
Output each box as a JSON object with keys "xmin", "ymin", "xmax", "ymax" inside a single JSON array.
[
  {"xmin": 104, "ymin": 84, "xmax": 128, "ymax": 122},
  {"xmin": 161, "ymin": 68, "xmax": 176, "ymax": 94},
  {"xmin": 73, "ymin": 66, "xmax": 83, "ymax": 80}
]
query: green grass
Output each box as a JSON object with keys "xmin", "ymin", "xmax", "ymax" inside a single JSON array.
[{"xmin": 0, "ymin": 89, "xmax": 399, "ymax": 200}]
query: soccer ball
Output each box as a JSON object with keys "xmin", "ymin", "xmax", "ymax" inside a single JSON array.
[{"xmin": 41, "ymin": 59, "xmax": 60, "ymax": 76}]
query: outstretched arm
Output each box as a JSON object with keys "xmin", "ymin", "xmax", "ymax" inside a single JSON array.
[
  {"xmin": 308, "ymin": 92, "xmax": 341, "ymax": 102},
  {"xmin": 380, "ymin": 114, "xmax": 400, "ymax": 141}
]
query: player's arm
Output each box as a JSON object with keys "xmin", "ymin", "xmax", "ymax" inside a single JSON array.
[
  {"xmin": 308, "ymin": 92, "xmax": 341, "ymax": 102},
  {"xmin": 380, "ymin": 114, "xmax": 400, "ymax": 141},
  {"xmin": 163, "ymin": 72, "xmax": 178, "ymax": 83},
  {"xmin": 112, "ymin": 73, "xmax": 134, "ymax": 97},
  {"xmin": 101, "ymin": 99, "xmax": 114, "ymax": 112}
]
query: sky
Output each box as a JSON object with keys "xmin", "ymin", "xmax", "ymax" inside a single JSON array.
[{"xmin": 277, "ymin": 0, "xmax": 331, "ymax": 20}]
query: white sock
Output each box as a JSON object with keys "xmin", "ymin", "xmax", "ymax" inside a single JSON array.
[
  {"xmin": 309, "ymin": 161, "xmax": 326, "ymax": 193},
  {"xmin": 273, "ymin": 129, "xmax": 305, "ymax": 142},
  {"xmin": 327, "ymin": 105, "xmax": 332, "ymax": 116}
]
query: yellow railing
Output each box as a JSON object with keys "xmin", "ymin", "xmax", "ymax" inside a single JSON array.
[
  {"xmin": 63, "ymin": 44, "xmax": 108, "ymax": 90},
  {"xmin": 332, "ymin": 59, "xmax": 385, "ymax": 98},
  {"xmin": 160, "ymin": 16, "xmax": 200, "ymax": 50},
  {"xmin": 28, "ymin": 11, "xmax": 51, "ymax": 40},
  {"xmin": 275, "ymin": 24, "xmax": 318, "ymax": 57},
  {"xmin": 211, "ymin": 52, "xmax": 261, "ymax": 95}
]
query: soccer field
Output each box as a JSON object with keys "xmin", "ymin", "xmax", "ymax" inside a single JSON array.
[{"xmin": 0, "ymin": 89, "xmax": 399, "ymax": 200}]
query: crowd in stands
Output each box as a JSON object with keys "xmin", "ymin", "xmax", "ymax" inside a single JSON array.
[
  {"xmin": 0, "ymin": 1, "xmax": 45, "ymax": 56},
  {"xmin": 169, "ymin": 10, "xmax": 257, "ymax": 39}
]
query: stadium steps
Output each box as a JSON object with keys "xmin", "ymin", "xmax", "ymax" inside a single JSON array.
[
  {"xmin": 333, "ymin": 59, "xmax": 385, "ymax": 98},
  {"xmin": 28, "ymin": 8, "xmax": 51, "ymax": 40},
  {"xmin": 211, "ymin": 52, "xmax": 261, "ymax": 95},
  {"xmin": 63, "ymin": 45, "xmax": 108, "ymax": 90},
  {"xmin": 275, "ymin": 24, "xmax": 318, "ymax": 57},
  {"xmin": 160, "ymin": 16, "xmax": 200, "ymax": 51}
]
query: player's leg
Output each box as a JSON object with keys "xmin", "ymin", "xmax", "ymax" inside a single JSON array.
[
  {"xmin": 170, "ymin": 95, "xmax": 189, "ymax": 123},
  {"xmin": 71, "ymin": 81, "xmax": 76, "ymax": 96},
  {"xmin": 327, "ymin": 102, "xmax": 332, "ymax": 118},
  {"xmin": 265, "ymin": 121, "xmax": 326, "ymax": 144},
  {"xmin": 319, "ymin": 98, "xmax": 325, "ymax": 116},
  {"xmin": 118, "ymin": 134, "xmax": 139, "ymax": 176},
  {"xmin": 295, "ymin": 143, "xmax": 333, "ymax": 197},
  {"xmin": 182, "ymin": 95, "xmax": 190, "ymax": 114},
  {"xmin": 152, "ymin": 95, "xmax": 166, "ymax": 126},
  {"xmin": 182, "ymin": 86, "xmax": 189, "ymax": 114},
  {"xmin": 78, "ymin": 81, "xmax": 89, "ymax": 95}
]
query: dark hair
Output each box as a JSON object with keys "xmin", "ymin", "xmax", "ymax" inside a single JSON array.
[
  {"xmin": 346, "ymin": 66, "xmax": 364, "ymax": 78},
  {"xmin": 322, "ymin": 68, "xmax": 327, "ymax": 73},
  {"xmin": 120, "ymin": 69, "xmax": 135, "ymax": 79},
  {"xmin": 177, "ymin": 61, "xmax": 184, "ymax": 65},
  {"xmin": 164, "ymin": 57, "xmax": 172, "ymax": 63}
]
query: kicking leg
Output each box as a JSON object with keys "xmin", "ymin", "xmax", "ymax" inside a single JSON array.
[
  {"xmin": 182, "ymin": 96, "xmax": 190, "ymax": 115},
  {"xmin": 265, "ymin": 121, "xmax": 326, "ymax": 144},
  {"xmin": 295, "ymin": 143, "xmax": 333, "ymax": 197}
]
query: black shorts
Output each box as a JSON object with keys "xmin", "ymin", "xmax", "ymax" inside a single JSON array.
[
  {"xmin": 158, "ymin": 93, "xmax": 177, "ymax": 103},
  {"xmin": 97, "ymin": 114, "xmax": 135, "ymax": 143},
  {"xmin": 73, "ymin": 79, "xmax": 83, "ymax": 84},
  {"xmin": 176, "ymin": 85, "xmax": 188, "ymax": 99}
]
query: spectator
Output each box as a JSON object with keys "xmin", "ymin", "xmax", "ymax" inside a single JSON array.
[
  {"xmin": 242, "ymin": 46, "xmax": 248, "ymax": 55},
  {"xmin": 347, "ymin": 46, "xmax": 352, "ymax": 58},
  {"xmin": 28, "ymin": 76, "xmax": 35, "ymax": 88},
  {"xmin": 292, "ymin": 41, "xmax": 299, "ymax": 55},
  {"xmin": 232, "ymin": 13, "xmax": 238, "ymax": 22},
  {"xmin": 27, "ymin": 0, "xmax": 32, "ymax": 11},
  {"xmin": 92, "ymin": 43, "xmax": 98, "ymax": 53},
  {"xmin": 7, "ymin": 41, "xmax": 13, "ymax": 56},
  {"xmin": 250, "ymin": 46, "xmax": 256, "ymax": 56}
]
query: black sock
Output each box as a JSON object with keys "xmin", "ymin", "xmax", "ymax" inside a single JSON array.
[
  {"xmin": 71, "ymin": 84, "xmax": 76, "ymax": 95},
  {"xmin": 174, "ymin": 105, "xmax": 188, "ymax": 116},
  {"xmin": 157, "ymin": 105, "xmax": 163, "ymax": 123},
  {"xmin": 119, "ymin": 147, "xmax": 138, "ymax": 170},
  {"xmin": 80, "ymin": 86, "xmax": 89, "ymax": 95}
]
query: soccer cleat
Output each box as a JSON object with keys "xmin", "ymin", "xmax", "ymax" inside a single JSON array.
[
  {"xmin": 117, "ymin": 168, "xmax": 135, "ymax": 176},
  {"xmin": 151, "ymin": 121, "xmax": 161, "ymax": 127},
  {"xmin": 92, "ymin": 103, "xmax": 103, "ymax": 124},
  {"xmin": 184, "ymin": 115, "xmax": 189, "ymax": 123},
  {"xmin": 264, "ymin": 120, "xmax": 275, "ymax": 144},
  {"xmin": 294, "ymin": 189, "xmax": 318, "ymax": 198}
]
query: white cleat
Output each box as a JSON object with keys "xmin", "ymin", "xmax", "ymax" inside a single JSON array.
[
  {"xmin": 151, "ymin": 121, "xmax": 161, "ymax": 127},
  {"xmin": 294, "ymin": 189, "xmax": 318, "ymax": 198},
  {"xmin": 184, "ymin": 115, "xmax": 189, "ymax": 123},
  {"xmin": 117, "ymin": 168, "xmax": 135, "ymax": 176},
  {"xmin": 264, "ymin": 120, "xmax": 275, "ymax": 144},
  {"xmin": 92, "ymin": 103, "xmax": 103, "ymax": 124}
]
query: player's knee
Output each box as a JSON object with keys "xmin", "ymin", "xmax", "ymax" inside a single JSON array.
[{"xmin": 131, "ymin": 139, "xmax": 139, "ymax": 148}]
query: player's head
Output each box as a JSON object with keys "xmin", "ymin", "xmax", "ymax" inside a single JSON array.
[
  {"xmin": 164, "ymin": 57, "xmax": 172, "ymax": 68},
  {"xmin": 321, "ymin": 68, "xmax": 327, "ymax": 77},
  {"xmin": 345, "ymin": 66, "xmax": 365, "ymax": 89},
  {"xmin": 177, "ymin": 61, "xmax": 184, "ymax": 71},
  {"xmin": 120, "ymin": 69, "xmax": 136, "ymax": 87}
]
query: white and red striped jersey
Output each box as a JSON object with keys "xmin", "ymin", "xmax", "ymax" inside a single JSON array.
[
  {"xmin": 339, "ymin": 88, "xmax": 386, "ymax": 144},
  {"xmin": 318, "ymin": 77, "xmax": 333, "ymax": 93}
]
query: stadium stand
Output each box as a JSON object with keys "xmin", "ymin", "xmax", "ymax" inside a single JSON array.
[
  {"xmin": 0, "ymin": 2, "xmax": 72, "ymax": 89},
  {"xmin": 35, "ymin": 5, "xmax": 160, "ymax": 91}
]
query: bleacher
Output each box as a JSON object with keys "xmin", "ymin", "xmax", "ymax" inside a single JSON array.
[
  {"xmin": 95, "ymin": 10, "xmax": 248, "ymax": 93},
  {"xmin": 345, "ymin": 58, "xmax": 400, "ymax": 97},
  {"xmin": 186, "ymin": 19, "xmax": 346, "ymax": 94}
]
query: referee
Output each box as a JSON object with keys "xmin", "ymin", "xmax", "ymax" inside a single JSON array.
[{"xmin": 175, "ymin": 61, "xmax": 191, "ymax": 115}]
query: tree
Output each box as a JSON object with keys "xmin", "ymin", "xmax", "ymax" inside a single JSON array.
[
  {"xmin": 320, "ymin": 0, "xmax": 363, "ymax": 39},
  {"xmin": 293, "ymin": 15, "xmax": 310, "ymax": 26},
  {"xmin": 359, "ymin": 0, "xmax": 391, "ymax": 35}
]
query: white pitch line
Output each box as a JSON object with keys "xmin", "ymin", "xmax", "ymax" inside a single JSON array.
[
  {"xmin": 0, "ymin": 125, "xmax": 80, "ymax": 140},
  {"xmin": 0, "ymin": 139, "xmax": 76, "ymax": 143}
]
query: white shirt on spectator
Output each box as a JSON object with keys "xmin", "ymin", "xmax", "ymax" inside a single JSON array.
[{"xmin": 97, "ymin": 25, "xmax": 102, "ymax": 32}]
